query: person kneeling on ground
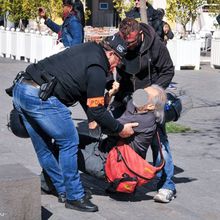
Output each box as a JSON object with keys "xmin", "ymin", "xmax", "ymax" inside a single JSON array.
[{"xmin": 79, "ymin": 85, "xmax": 167, "ymax": 181}]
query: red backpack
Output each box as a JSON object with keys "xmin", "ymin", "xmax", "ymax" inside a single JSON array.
[{"xmin": 105, "ymin": 132, "xmax": 164, "ymax": 193}]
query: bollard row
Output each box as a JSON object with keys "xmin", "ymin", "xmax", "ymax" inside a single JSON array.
[{"xmin": 0, "ymin": 26, "xmax": 58, "ymax": 63}]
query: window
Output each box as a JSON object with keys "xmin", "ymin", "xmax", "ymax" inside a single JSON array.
[{"xmin": 99, "ymin": 3, "xmax": 109, "ymax": 10}]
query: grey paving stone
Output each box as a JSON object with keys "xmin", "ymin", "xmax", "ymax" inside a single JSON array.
[
  {"xmin": 0, "ymin": 57, "xmax": 220, "ymax": 220},
  {"xmin": 0, "ymin": 164, "xmax": 41, "ymax": 220}
]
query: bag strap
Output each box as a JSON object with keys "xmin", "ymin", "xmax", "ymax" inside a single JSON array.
[
  {"xmin": 155, "ymin": 131, "xmax": 165, "ymax": 172},
  {"xmin": 115, "ymin": 147, "xmax": 152, "ymax": 181},
  {"xmin": 115, "ymin": 131, "xmax": 165, "ymax": 180}
]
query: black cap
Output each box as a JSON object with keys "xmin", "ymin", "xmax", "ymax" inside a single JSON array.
[{"xmin": 103, "ymin": 34, "xmax": 127, "ymax": 59}]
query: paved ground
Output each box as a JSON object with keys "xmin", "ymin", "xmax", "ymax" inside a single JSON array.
[{"xmin": 0, "ymin": 57, "xmax": 220, "ymax": 220}]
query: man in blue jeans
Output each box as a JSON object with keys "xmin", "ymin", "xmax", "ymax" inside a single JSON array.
[
  {"xmin": 11, "ymin": 34, "xmax": 138, "ymax": 212},
  {"xmin": 109, "ymin": 18, "xmax": 176, "ymax": 203}
]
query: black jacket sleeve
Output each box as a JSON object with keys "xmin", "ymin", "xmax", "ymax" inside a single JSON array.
[
  {"xmin": 86, "ymin": 66, "xmax": 124, "ymax": 133},
  {"xmin": 152, "ymin": 38, "xmax": 175, "ymax": 88}
]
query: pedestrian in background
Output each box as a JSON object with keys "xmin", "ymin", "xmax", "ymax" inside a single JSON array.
[
  {"xmin": 162, "ymin": 22, "xmax": 174, "ymax": 45},
  {"xmin": 126, "ymin": 1, "xmax": 174, "ymax": 44},
  {"xmin": 157, "ymin": 8, "xmax": 174, "ymax": 45},
  {"xmin": 126, "ymin": 0, "xmax": 163, "ymax": 40},
  {"xmin": 38, "ymin": 0, "xmax": 83, "ymax": 48}
]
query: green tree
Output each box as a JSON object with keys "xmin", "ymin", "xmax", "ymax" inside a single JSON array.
[
  {"xmin": 0, "ymin": 0, "xmax": 11, "ymax": 27},
  {"xmin": 206, "ymin": 0, "xmax": 220, "ymax": 15},
  {"xmin": 113, "ymin": 0, "xmax": 135, "ymax": 19},
  {"xmin": 0, "ymin": 0, "xmax": 63, "ymax": 29},
  {"xmin": 166, "ymin": 0, "xmax": 204, "ymax": 38}
]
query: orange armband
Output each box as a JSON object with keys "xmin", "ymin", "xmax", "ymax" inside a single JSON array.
[{"xmin": 87, "ymin": 96, "xmax": 105, "ymax": 108}]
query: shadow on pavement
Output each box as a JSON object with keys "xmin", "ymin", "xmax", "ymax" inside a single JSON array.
[
  {"xmin": 80, "ymin": 173, "xmax": 154, "ymax": 202},
  {"xmin": 173, "ymin": 165, "xmax": 197, "ymax": 184},
  {"xmin": 41, "ymin": 206, "xmax": 53, "ymax": 220}
]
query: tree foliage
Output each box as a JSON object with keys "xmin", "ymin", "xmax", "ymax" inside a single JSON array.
[
  {"xmin": 0, "ymin": 0, "xmax": 63, "ymax": 25},
  {"xmin": 166, "ymin": 0, "xmax": 204, "ymax": 34},
  {"xmin": 113, "ymin": 0, "xmax": 135, "ymax": 19},
  {"xmin": 206, "ymin": 0, "xmax": 220, "ymax": 15},
  {"xmin": 0, "ymin": 0, "xmax": 91, "ymax": 27}
]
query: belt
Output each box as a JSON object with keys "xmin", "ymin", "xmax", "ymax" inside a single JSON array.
[{"xmin": 21, "ymin": 78, "xmax": 40, "ymax": 89}]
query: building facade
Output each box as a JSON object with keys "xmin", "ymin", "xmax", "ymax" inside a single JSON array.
[
  {"xmin": 86, "ymin": 0, "xmax": 118, "ymax": 27},
  {"xmin": 86, "ymin": 0, "xmax": 167, "ymax": 27}
]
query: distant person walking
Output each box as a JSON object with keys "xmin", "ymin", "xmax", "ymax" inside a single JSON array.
[{"xmin": 38, "ymin": 0, "xmax": 83, "ymax": 47}]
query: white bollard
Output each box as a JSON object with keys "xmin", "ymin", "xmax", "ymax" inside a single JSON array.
[
  {"xmin": 211, "ymin": 30, "xmax": 220, "ymax": 69},
  {"xmin": 24, "ymin": 29, "xmax": 31, "ymax": 62},
  {"xmin": 24, "ymin": 29, "xmax": 37, "ymax": 63},
  {"xmin": 34, "ymin": 31, "xmax": 42, "ymax": 62},
  {"xmin": 29, "ymin": 30, "xmax": 37, "ymax": 63},
  {"xmin": 0, "ymin": 27, "xmax": 5, "ymax": 57},
  {"xmin": 1, "ymin": 29, "xmax": 8, "ymax": 57},
  {"xmin": 5, "ymin": 27, "xmax": 12, "ymax": 58},
  {"xmin": 15, "ymin": 28, "xmax": 26, "ymax": 60},
  {"xmin": 167, "ymin": 39, "xmax": 201, "ymax": 70},
  {"xmin": 10, "ymin": 28, "xmax": 17, "ymax": 59},
  {"xmin": 42, "ymin": 33, "xmax": 58, "ymax": 58}
]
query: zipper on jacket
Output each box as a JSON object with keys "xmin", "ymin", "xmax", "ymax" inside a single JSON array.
[{"xmin": 131, "ymin": 75, "xmax": 136, "ymax": 92}]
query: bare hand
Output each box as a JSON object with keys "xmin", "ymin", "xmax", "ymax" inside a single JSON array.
[
  {"xmin": 88, "ymin": 121, "xmax": 98, "ymax": 130},
  {"xmin": 109, "ymin": 81, "xmax": 120, "ymax": 97},
  {"xmin": 119, "ymin": 122, "xmax": 139, "ymax": 138}
]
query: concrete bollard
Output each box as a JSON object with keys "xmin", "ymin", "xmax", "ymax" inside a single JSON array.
[
  {"xmin": 0, "ymin": 164, "xmax": 41, "ymax": 220},
  {"xmin": 211, "ymin": 30, "xmax": 220, "ymax": 69}
]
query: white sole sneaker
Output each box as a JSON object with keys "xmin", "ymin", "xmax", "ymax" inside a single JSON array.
[{"xmin": 153, "ymin": 189, "xmax": 176, "ymax": 203}]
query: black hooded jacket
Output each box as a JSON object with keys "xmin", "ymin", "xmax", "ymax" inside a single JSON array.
[{"xmin": 114, "ymin": 23, "xmax": 174, "ymax": 103}]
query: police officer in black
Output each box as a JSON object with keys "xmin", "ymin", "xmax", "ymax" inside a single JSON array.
[{"xmin": 12, "ymin": 34, "xmax": 138, "ymax": 212}]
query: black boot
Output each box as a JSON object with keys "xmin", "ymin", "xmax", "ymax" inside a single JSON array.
[
  {"xmin": 65, "ymin": 196, "xmax": 98, "ymax": 212},
  {"xmin": 58, "ymin": 189, "xmax": 92, "ymax": 203}
]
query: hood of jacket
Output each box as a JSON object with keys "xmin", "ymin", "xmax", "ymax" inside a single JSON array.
[{"xmin": 139, "ymin": 23, "xmax": 156, "ymax": 53}]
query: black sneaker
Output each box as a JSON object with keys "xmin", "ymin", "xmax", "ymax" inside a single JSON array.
[
  {"xmin": 65, "ymin": 196, "xmax": 98, "ymax": 212},
  {"xmin": 58, "ymin": 189, "xmax": 92, "ymax": 203}
]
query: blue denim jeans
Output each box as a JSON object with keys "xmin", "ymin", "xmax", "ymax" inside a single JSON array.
[
  {"xmin": 12, "ymin": 80, "xmax": 84, "ymax": 200},
  {"xmin": 151, "ymin": 128, "xmax": 176, "ymax": 192}
]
